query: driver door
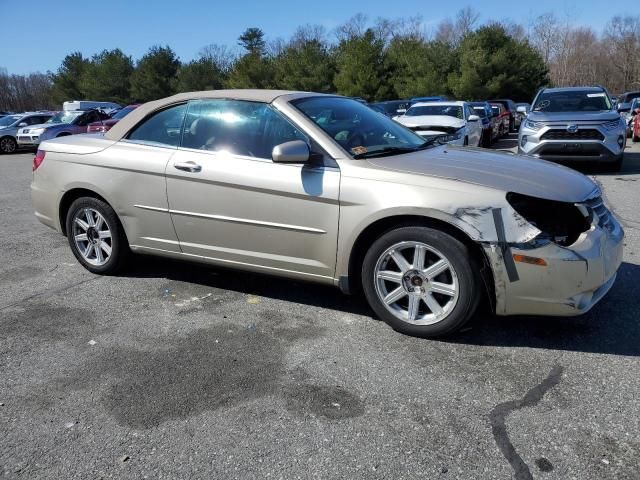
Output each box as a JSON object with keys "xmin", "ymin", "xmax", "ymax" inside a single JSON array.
[{"xmin": 166, "ymin": 99, "xmax": 340, "ymax": 279}]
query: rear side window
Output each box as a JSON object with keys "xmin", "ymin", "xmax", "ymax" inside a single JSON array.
[
  {"xmin": 181, "ymin": 99, "xmax": 307, "ymax": 159},
  {"xmin": 127, "ymin": 103, "xmax": 187, "ymax": 148}
]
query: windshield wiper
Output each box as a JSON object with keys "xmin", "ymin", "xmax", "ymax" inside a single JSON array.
[{"xmin": 352, "ymin": 142, "xmax": 433, "ymax": 159}]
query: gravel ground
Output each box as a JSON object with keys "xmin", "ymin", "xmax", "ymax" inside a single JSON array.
[{"xmin": 1, "ymin": 137, "xmax": 639, "ymax": 479}]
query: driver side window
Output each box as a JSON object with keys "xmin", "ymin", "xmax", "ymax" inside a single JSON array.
[{"xmin": 181, "ymin": 99, "xmax": 307, "ymax": 159}]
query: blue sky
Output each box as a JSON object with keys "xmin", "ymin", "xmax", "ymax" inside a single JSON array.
[{"xmin": 0, "ymin": 0, "xmax": 629, "ymax": 74}]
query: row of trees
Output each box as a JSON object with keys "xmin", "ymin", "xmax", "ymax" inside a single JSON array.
[
  {"xmin": 47, "ymin": 19, "xmax": 549, "ymax": 108},
  {"xmin": 2, "ymin": 9, "xmax": 640, "ymax": 112}
]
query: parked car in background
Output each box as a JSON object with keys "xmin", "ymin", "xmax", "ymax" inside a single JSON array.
[
  {"xmin": 515, "ymin": 102, "xmax": 530, "ymax": 126},
  {"xmin": 631, "ymin": 98, "xmax": 640, "ymax": 142},
  {"xmin": 0, "ymin": 112, "xmax": 54, "ymax": 153},
  {"xmin": 488, "ymin": 99, "xmax": 519, "ymax": 132},
  {"xmin": 87, "ymin": 104, "xmax": 140, "ymax": 133},
  {"xmin": 616, "ymin": 92, "xmax": 640, "ymax": 138},
  {"xmin": 489, "ymin": 103, "xmax": 509, "ymax": 137},
  {"xmin": 410, "ymin": 96, "xmax": 448, "ymax": 105},
  {"xmin": 17, "ymin": 109, "xmax": 110, "ymax": 149},
  {"xmin": 0, "ymin": 111, "xmax": 13, "ymax": 118},
  {"xmin": 519, "ymin": 86, "xmax": 625, "ymax": 170},
  {"xmin": 31, "ymin": 90, "xmax": 623, "ymax": 338},
  {"xmin": 63, "ymin": 100, "xmax": 121, "ymax": 113},
  {"xmin": 469, "ymin": 101, "xmax": 497, "ymax": 147},
  {"xmin": 616, "ymin": 91, "xmax": 640, "ymax": 113},
  {"xmin": 369, "ymin": 100, "xmax": 411, "ymax": 118},
  {"xmin": 394, "ymin": 101, "xmax": 482, "ymax": 146}
]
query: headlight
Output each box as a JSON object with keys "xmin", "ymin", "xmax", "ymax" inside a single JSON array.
[
  {"xmin": 603, "ymin": 119, "xmax": 623, "ymax": 130},
  {"xmin": 29, "ymin": 127, "xmax": 45, "ymax": 135},
  {"xmin": 441, "ymin": 128, "xmax": 464, "ymax": 142},
  {"xmin": 524, "ymin": 120, "xmax": 544, "ymax": 130},
  {"xmin": 506, "ymin": 192, "xmax": 590, "ymax": 247}
]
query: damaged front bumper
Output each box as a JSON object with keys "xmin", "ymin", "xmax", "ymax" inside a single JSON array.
[{"xmin": 484, "ymin": 210, "xmax": 624, "ymax": 317}]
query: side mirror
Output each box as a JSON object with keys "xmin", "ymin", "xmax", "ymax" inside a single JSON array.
[
  {"xmin": 516, "ymin": 106, "xmax": 527, "ymax": 114},
  {"xmin": 18, "ymin": 122, "xmax": 28, "ymax": 127},
  {"xmin": 272, "ymin": 140, "xmax": 310, "ymax": 163},
  {"xmin": 468, "ymin": 114, "xmax": 480, "ymax": 122}
]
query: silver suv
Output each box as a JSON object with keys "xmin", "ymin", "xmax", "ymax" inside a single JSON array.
[{"xmin": 518, "ymin": 87, "xmax": 626, "ymax": 171}]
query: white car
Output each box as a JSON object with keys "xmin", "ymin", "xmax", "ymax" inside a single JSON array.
[{"xmin": 394, "ymin": 101, "xmax": 482, "ymax": 147}]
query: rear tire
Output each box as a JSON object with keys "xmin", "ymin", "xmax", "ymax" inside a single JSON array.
[
  {"xmin": 65, "ymin": 197, "xmax": 129, "ymax": 274},
  {"xmin": 633, "ymin": 133, "xmax": 639, "ymax": 143},
  {"xmin": 361, "ymin": 226, "xmax": 481, "ymax": 338},
  {"xmin": 0, "ymin": 136, "xmax": 17, "ymax": 154}
]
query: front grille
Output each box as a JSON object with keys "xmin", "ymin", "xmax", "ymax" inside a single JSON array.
[
  {"xmin": 408, "ymin": 125, "xmax": 457, "ymax": 134},
  {"xmin": 541, "ymin": 129, "xmax": 604, "ymax": 141},
  {"xmin": 583, "ymin": 196, "xmax": 613, "ymax": 230}
]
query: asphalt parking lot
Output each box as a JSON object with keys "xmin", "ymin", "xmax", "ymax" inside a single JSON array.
[{"xmin": 1, "ymin": 137, "xmax": 639, "ymax": 479}]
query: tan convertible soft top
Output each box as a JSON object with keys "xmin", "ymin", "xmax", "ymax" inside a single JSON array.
[{"xmin": 105, "ymin": 89, "xmax": 310, "ymax": 141}]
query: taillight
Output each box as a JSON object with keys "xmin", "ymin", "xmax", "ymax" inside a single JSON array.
[{"xmin": 33, "ymin": 150, "xmax": 45, "ymax": 171}]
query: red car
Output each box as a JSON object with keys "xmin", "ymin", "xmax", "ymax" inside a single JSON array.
[
  {"xmin": 87, "ymin": 104, "xmax": 140, "ymax": 133},
  {"xmin": 632, "ymin": 99, "xmax": 640, "ymax": 142},
  {"xmin": 489, "ymin": 103, "xmax": 510, "ymax": 138}
]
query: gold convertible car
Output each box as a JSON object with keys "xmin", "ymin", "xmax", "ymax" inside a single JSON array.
[{"xmin": 31, "ymin": 90, "xmax": 624, "ymax": 337}]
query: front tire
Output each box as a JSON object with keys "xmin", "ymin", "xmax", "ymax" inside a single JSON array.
[
  {"xmin": 361, "ymin": 226, "xmax": 481, "ymax": 338},
  {"xmin": 0, "ymin": 136, "xmax": 17, "ymax": 154},
  {"xmin": 65, "ymin": 197, "xmax": 129, "ymax": 274}
]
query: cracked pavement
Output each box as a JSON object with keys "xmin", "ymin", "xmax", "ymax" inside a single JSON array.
[{"xmin": 1, "ymin": 137, "xmax": 639, "ymax": 479}]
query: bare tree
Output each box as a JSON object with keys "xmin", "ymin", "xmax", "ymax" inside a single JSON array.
[
  {"xmin": 435, "ymin": 7, "xmax": 480, "ymax": 46},
  {"xmin": 335, "ymin": 13, "xmax": 368, "ymax": 41},
  {"xmin": 603, "ymin": 15, "xmax": 640, "ymax": 91},
  {"xmin": 0, "ymin": 69, "xmax": 55, "ymax": 111},
  {"xmin": 198, "ymin": 44, "xmax": 237, "ymax": 73}
]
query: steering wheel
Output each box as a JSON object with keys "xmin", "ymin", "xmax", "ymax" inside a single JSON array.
[{"xmin": 345, "ymin": 130, "xmax": 365, "ymax": 150}]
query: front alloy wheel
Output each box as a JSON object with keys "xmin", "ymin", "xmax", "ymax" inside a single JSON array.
[
  {"xmin": 0, "ymin": 137, "xmax": 17, "ymax": 154},
  {"xmin": 362, "ymin": 226, "xmax": 481, "ymax": 337},
  {"xmin": 374, "ymin": 241, "xmax": 459, "ymax": 325}
]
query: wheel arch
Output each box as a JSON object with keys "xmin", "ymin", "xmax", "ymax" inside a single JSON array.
[
  {"xmin": 58, "ymin": 188, "xmax": 112, "ymax": 236},
  {"xmin": 344, "ymin": 214, "xmax": 495, "ymax": 311}
]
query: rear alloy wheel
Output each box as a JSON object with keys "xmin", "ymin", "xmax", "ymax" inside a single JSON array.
[
  {"xmin": 0, "ymin": 137, "xmax": 17, "ymax": 154},
  {"xmin": 66, "ymin": 197, "xmax": 129, "ymax": 274},
  {"xmin": 362, "ymin": 227, "xmax": 481, "ymax": 337}
]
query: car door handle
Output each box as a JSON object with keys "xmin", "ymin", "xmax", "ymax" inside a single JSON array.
[{"xmin": 173, "ymin": 161, "xmax": 202, "ymax": 173}]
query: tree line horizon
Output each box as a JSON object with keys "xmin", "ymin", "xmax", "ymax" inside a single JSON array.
[{"xmin": 1, "ymin": 8, "xmax": 639, "ymax": 112}]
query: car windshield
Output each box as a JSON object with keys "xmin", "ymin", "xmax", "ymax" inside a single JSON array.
[
  {"xmin": 405, "ymin": 105, "xmax": 463, "ymax": 119},
  {"xmin": 292, "ymin": 96, "xmax": 428, "ymax": 158},
  {"xmin": 47, "ymin": 111, "xmax": 84, "ymax": 124},
  {"xmin": 0, "ymin": 115, "xmax": 21, "ymax": 127},
  {"xmin": 471, "ymin": 107, "xmax": 488, "ymax": 118},
  {"xmin": 533, "ymin": 90, "xmax": 612, "ymax": 112},
  {"xmin": 372, "ymin": 101, "xmax": 410, "ymax": 115},
  {"xmin": 112, "ymin": 106, "xmax": 136, "ymax": 120}
]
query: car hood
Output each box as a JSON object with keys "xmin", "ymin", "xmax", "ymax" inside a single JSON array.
[
  {"xmin": 366, "ymin": 145, "xmax": 597, "ymax": 203},
  {"xmin": 397, "ymin": 115, "xmax": 465, "ymax": 129},
  {"xmin": 527, "ymin": 110, "xmax": 620, "ymax": 123}
]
